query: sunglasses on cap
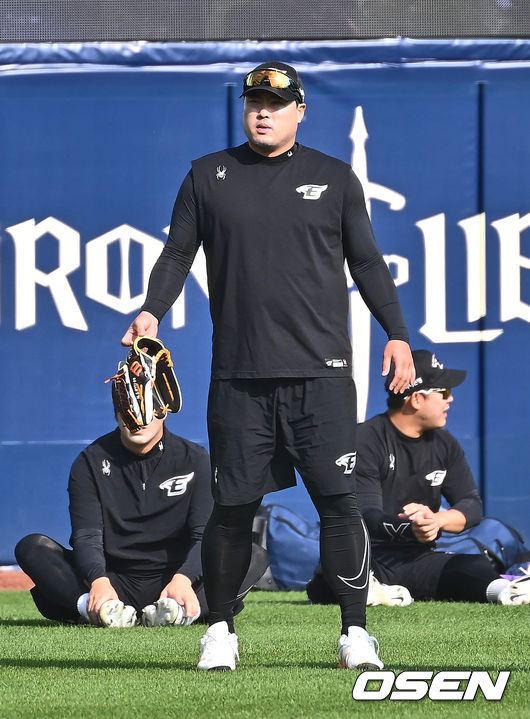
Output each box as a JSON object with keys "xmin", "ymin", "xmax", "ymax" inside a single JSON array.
[
  {"xmin": 244, "ymin": 68, "xmax": 302, "ymax": 94},
  {"xmin": 417, "ymin": 388, "xmax": 452, "ymax": 400}
]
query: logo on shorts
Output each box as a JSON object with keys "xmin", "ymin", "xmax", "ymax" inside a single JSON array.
[
  {"xmin": 296, "ymin": 184, "xmax": 328, "ymax": 200},
  {"xmin": 159, "ymin": 472, "xmax": 194, "ymax": 496},
  {"xmin": 335, "ymin": 452, "xmax": 357, "ymax": 474},
  {"xmin": 102, "ymin": 459, "xmax": 111, "ymax": 476},
  {"xmin": 425, "ymin": 469, "xmax": 446, "ymax": 486}
]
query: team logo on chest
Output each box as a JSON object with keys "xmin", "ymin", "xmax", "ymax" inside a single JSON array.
[
  {"xmin": 159, "ymin": 472, "xmax": 194, "ymax": 496},
  {"xmin": 216, "ymin": 165, "xmax": 227, "ymax": 180},
  {"xmin": 335, "ymin": 452, "xmax": 357, "ymax": 474},
  {"xmin": 425, "ymin": 469, "xmax": 446, "ymax": 486},
  {"xmin": 296, "ymin": 184, "xmax": 328, "ymax": 200}
]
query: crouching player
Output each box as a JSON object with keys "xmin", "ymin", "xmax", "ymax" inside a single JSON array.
[{"xmin": 15, "ymin": 376, "xmax": 267, "ymax": 628}]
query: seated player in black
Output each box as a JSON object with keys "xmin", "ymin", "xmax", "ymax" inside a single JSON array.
[
  {"xmin": 307, "ymin": 350, "xmax": 529, "ymax": 607},
  {"xmin": 15, "ymin": 377, "xmax": 267, "ymax": 627}
]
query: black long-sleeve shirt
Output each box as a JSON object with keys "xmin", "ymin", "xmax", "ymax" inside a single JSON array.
[
  {"xmin": 68, "ymin": 427, "xmax": 212, "ymax": 584},
  {"xmin": 355, "ymin": 413, "xmax": 483, "ymax": 550},
  {"xmin": 143, "ymin": 142, "xmax": 409, "ymax": 379}
]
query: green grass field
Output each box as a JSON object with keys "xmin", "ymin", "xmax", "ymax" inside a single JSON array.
[{"xmin": 0, "ymin": 590, "xmax": 528, "ymax": 719}]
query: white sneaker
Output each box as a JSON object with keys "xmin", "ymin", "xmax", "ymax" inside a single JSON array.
[
  {"xmin": 497, "ymin": 572, "xmax": 530, "ymax": 605},
  {"xmin": 99, "ymin": 600, "xmax": 137, "ymax": 628},
  {"xmin": 338, "ymin": 626, "xmax": 384, "ymax": 670},
  {"xmin": 141, "ymin": 598, "xmax": 186, "ymax": 626},
  {"xmin": 367, "ymin": 571, "xmax": 414, "ymax": 607},
  {"xmin": 197, "ymin": 621, "xmax": 239, "ymax": 671}
]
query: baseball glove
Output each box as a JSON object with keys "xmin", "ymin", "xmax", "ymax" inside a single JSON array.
[{"xmin": 107, "ymin": 336, "xmax": 182, "ymax": 433}]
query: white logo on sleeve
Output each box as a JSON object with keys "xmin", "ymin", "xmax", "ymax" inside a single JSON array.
[
  {"xmin": 296, "ymin": 184, "xmax": 328, "ymax": 200},
  {"xmin": 159, "ymin": 472, "xmax": 194, "ymax": 496},
  {"xmin": 425, "ymin": 469, "xmax": 447, "ymax": 486},
  {"xmin": 335, "ymin": 452, "xmax": 357, "ymax": 474}
]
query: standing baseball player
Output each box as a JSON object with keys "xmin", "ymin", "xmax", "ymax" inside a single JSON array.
[{"xmin": 122, "ymin": 61, "xmax": 415, "ymax": 670}]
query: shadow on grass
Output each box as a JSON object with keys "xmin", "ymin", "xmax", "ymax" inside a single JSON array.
[
  {"xmin": 2, "ymin": 656, "xmax": 517, "ymax": 673},
  {"xmin": 0, "ymin": 657, "xmax": 188, "ymax": 671},
  {"xmin": 0, "ymin": 619, "xmax": 54, "ymax": 627},
  {"xmin": 249, "ymin": 598, "xmax": 309, "ymax": 605}
]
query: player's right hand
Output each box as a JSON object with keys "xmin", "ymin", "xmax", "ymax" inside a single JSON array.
[
  {"xmin": 121, "ymin": 311, "xmax": 159, "ymax": 346},
  {"xmin": 87, "ymin": 577, "xmax": 120, "ymax": 624}
]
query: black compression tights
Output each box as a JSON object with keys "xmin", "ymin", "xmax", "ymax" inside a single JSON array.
[
  {"xmin": 436, "ymin": 554, "xmax": 500, "ymax": 602},
  {"xmin": 201, "ymin": 499, "xmax": 262, "ymax": 632},
  {"xmin": 310, "ymin": 492, "xmax": 370, "ymax": 634},
  {"xmin": 14, "ymin": 534, "xmax": 86, "ymax": 620},
  {"xmin": 201, "ymin": 492, "xmax": 369, "ymax": 634}
]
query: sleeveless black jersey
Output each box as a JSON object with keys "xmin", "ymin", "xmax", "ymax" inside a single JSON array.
[
  {"xmin": 355, "ymin": 413, "xmax": 483, "ymax": 549},
  {"xmin": 143, "ymin": 143, "xmax": 409, "ymax": 379},
  {"xmin": 68, "ymin": 427, "xmax": 212, "ymax": 583}
]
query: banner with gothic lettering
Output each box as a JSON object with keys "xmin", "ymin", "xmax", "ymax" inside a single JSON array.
[{"xmin": 0, "ymin": 43, "xmax": 529, "ymax": 560}]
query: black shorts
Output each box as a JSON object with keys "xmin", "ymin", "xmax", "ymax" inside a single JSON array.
[
  {"xmin": 105, "ymin": 566, "xmax": 191, "ymax": 612},
  {"xmin": 207, "ymin": 377, "xmax": 358, "ymax": 505},
  {"xmin": 371, "ymin": 546, "xmax": 455, "ymax": 600}
]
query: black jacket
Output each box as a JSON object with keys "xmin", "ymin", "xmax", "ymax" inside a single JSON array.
[
  {"xmin": 68, "ymin": 427, "xmax": 212, "ymax": 583},
  {"xmin": 356, "ymin": 413, "xmax": 483, "ymax": 550}
]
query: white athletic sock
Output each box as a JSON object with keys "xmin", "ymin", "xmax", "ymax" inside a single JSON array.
[
  {"xmin": 76, "ymin": 593, "xmax": 90, "ymax": 621},
  {"xmin": 485, "ymin": 578, "xmax": 510, "ymax": 604}
]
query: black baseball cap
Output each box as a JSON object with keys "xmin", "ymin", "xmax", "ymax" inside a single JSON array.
[
  {"xmin": 385, "ymin": 349, "xmax": 467, "ymax": 397},
  {"xmin": 241, "ymin": 61, "xmax": 305, "ymax": 104}
]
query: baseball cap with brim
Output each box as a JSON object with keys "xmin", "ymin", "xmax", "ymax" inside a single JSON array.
[
  {"xmin": 385, "ymin": 349, "xmax": 467, "ymax": 397},
  {"xmin": 241, "ymin": 61, "xmax": 305, "ymax": 104}
]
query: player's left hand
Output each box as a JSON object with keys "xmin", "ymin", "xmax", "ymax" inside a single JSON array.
[
  {"xmin": 382, "ymin": 340, "xmax": 415, "ymax": 394},
  {"xmin": 399, "ymin": 503, "xmax": 440, "ymax": 543},
  {"xmin": 160, "ymin": 573, "xmax": 200, "ymax": 622},
  {"xmin": 400, "ymin": 502, "xmax": 431, "ymax": 521}
]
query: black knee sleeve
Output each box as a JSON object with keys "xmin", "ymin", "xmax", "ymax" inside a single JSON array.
[
  {"xmin": 15, "ymin": 533, "xmax": 57, "ymax": 570},
  {"xmin": 14, "ymin": 534, "xmax": 86, "ymax": 620}
]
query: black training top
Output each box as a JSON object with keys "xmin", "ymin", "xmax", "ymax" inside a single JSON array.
[
  {"xmin": 68, "ymin": 427, "xmax": 212, "ymax": 584},
  {"xmin": 143, "ymin": 143, "xmax": 409, "ymax": 379},
  {"xmin": 355, "ymin": 413, "xmax": 483, "ymax": 550}
]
